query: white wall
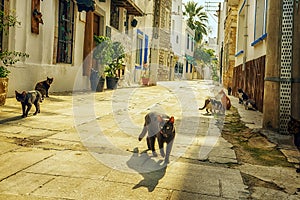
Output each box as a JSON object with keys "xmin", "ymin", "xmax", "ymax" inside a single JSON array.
[
  {"xmin": 234, "ymin": 0, "xmax": 267, "ymax": 67},
  {"xmin": 171, "ymin": 0, "xmax": 183, "ymax": 57},
  {"xmin": 7, "ymin": 0, "xmax": 90, "ymax": 96}
]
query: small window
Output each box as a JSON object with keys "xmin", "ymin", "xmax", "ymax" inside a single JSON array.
[
  {"xmin": 187, "ymin": 34, "xmax": 189, "ymax": 49},
  {"xmin": 172, "ymin": 20, "xmax": 175, "ymax": 32},
  {"xmin": 135, "ymin": 31, "xmax": 143, "ymax": 66},
  {"xmin": 0, "ymin": 0, "xmax": 4, "ymax": 51},
  {"xmin": 57, "ymin": 0, "xmax": 75, "ymax": 64},
  {"xmin": 236, "ymin": 5, "xmax": 245, "ymax": 53},
  {"xmin": 191, "ymin": 39, "xmax": 194, "ymax": 52},
  {"xmin": 186, "ymin": 60, "xmax": 189, "ymax": 73},
  {"xmin": 165, "ymin": 9, "xmax": 170, "ymax": 30},
  {"xmin": 110, "ymin": 1, "xmax": 120, "ymax": 30},
  {"xmin": 176, "ymin": 35, "xmax": 179, "ymax": 43},
  {"xmin": 254, "ymin": 0, "xmax": 268, "ymax": 40}
]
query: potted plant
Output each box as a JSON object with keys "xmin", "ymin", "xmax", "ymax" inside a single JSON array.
[
  {"xmin": 141, "ymin": 62, "xmax": 150, "ymax": 86},
  {"xmin": 92, "ymin": 35, "xmax": 113, "ymax": 92},
  {"xmin": 104, "ymin": 41, "xmax": 125, "ymax": 90},
  {"xmin": 0, "ymin": 10, "xmax": 29, "ymax": 105}
]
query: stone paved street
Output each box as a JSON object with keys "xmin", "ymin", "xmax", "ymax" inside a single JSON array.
[{"xmin": 0, "ymin": 80, "xmax": 299, "ymax": 199}]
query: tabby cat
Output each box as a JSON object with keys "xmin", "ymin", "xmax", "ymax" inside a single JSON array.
[
  {"xmin": 219, "ymin": 89, "xmax": 231, "ymax": 110},
  {"xmin": 199, "ymin": 99, "xmax": 212, "ymax": 113},
  {"xmin": 157, "ymin": 116, "xmax": 175, "ymax": 164},
  {"xmin": 199, "ymin": 98, "xmax": 225, "ymax": 114},
  {"xmin": 35, "ymin": 77, "xmax": 54, "ymax": 99},
  {"xmin": 287, "ymin": 115, "xmax": 300, "ymax": 173},
  {"xmin": 15, "ymin": 90, "xmax": 42, "ymax": 118}
]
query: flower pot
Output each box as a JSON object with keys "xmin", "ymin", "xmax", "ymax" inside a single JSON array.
[
  {"xmin": 0, "ymin": 77, "xmax": 8, "ymax": 106},
  {"xmin": 142, "ymin": 77, "xmax": 149, "ymax": 86},
  {"xmin": 96, "ymin": 78, "xmax": 105, "ymax": 92},
  {"xmin": 106, "ymin": 77, "xmax": 119, "ymax": 90},
  {"xmin": 90, "ymin": 69, "xmax": 105, "ymax": 92}
]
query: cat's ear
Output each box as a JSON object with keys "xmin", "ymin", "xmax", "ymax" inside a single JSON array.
[
  {"xmin": 15, "ymin": 90, "xmax": 18, "ymax": 95},
  {"xmin": 169, "ymin": 116, "xmax": 174, "ymax": 124},
  {"xmin": 290, "ymin": 115, "xmax": 295, "ymax": 120}
]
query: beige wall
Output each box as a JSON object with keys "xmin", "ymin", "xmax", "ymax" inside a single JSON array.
[{"xmin": 7, "ymin": 0, "xmax": 90, "ymax": 96}]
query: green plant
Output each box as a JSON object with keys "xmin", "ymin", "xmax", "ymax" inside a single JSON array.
[
  {"xmin": 104, "ymin": 41, "xmax": 125, "ymax": 78},
  {"xmin": 0, "ymin": 10, "xmax": 29, "ymax": 78},
  {"xmin": 93, "ymin": 36, "xmax": 125, "ymax": 78},
  {"xmin": 93, "ymin": 35, "xmax": 113, "ymax": 69},
  {"xmin": 0, "ymin": 51, "xmax": 29, "ymax": 77}
]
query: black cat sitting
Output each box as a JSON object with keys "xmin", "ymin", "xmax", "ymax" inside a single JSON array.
[
  {"xmin": 237, "ymin": 88, "xmax": 249, "ymax": 104},
  {"xmin": 288, "ymin": 115, "xmax": 300, "ymax": 173},
  {"xmin": 15, "ymin": 90, "xmax": 42, "ymax": 118},
  {"xmin": 35, "ymin": 77, "xmax": 53, "ymax": 99}
]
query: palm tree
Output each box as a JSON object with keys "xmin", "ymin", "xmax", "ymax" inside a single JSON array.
[{"xmin": 183, "ymin": 1, "xmax": 208, "ymax": 42}]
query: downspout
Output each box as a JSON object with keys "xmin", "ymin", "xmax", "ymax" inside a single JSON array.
[{"xmin": 242, "ymin": 0, "xmax": 249, "ymax": 71}]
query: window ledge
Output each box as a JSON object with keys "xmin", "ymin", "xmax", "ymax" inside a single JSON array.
[
  {"xmin": 251, "ymin": 33, "xmax": 267, "ymax": 46},
  {"xmin": 235, "ymin": 50, "xmax": 244, "ymax": 57}
]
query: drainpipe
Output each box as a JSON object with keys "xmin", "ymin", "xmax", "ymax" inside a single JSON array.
[{"xmin": 242, "ymin": 0, "xmax": 249, "ymax": 72}]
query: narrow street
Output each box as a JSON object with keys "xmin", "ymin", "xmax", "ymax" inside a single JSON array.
[{"xmin": 0, "ymin": 80, "xmax": 299, "ymax": 199}]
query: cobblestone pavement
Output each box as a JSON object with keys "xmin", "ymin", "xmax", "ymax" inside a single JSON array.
[{"xmin": 0, "ymin": 80, "xmax": 299, "ymax": 199}]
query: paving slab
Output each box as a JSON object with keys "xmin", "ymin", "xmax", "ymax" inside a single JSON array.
[
  {"xmin": 251, "ymin": 187, "xmax": 300, "ymax": 200},
  {"xmin": 25, "ymin": 151, "xmax": 112, "ymax": 179},
  {"xmin": 32, "ymin": 176, "xmax": 171, "ymax": 200},
  {"xmin": 0, "ymin": 148, "xmax": 54, "ymax": 181},
  {"xmin": 238, "ymin": 163, "xmax": 300, "ymax": 194},
  {"xmin": 0, "ymin": 172, "xmax": 54, "ymax": 196}
]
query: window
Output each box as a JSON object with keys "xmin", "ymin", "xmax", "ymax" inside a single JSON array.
[
  {"xmin": 187, "ymin": 34, "xmax": 189, "ymax": 49},
  {"xmin": 191, "ymin": 39, "xmax": 194, "ymax": 52},
  {"xmin": 57, "ymin": 0, "xmax": 75, "ymax": 64},
  {"xmin": 176, "ymin": 35, "xmax": 179, "ymax": 43},
  {"xmin": 110, "ymin": 1, "xmax": 120, "ymax": 30},
  {"xmin": 0, "ymin": 0, "xmax": 4, "ymax": 51},
  {"xmin": 144, "ymin": 35, "xmax": 148, "ymax": 63},
  {"xmin": 236, "ymin": 4, "xmax": 245, "ymax": 54},
  {"xmin": 165, "ymin": 9, "xmax": 170, "ymax": 30},
  {"xmin": 136, "ymin": 30, "xmax": 143, "ymax": 66},
  {"xmin": 125, "ymin": 11, "xmax": 129, "ymax": 34},
  {"xmin": 185, "ymin": 60, "xmax": 189, "ymax": 73},
  {"xmin": 254, "ymin": 0, "xmax": 268, "ymax": 40},
  {"xmin": 172, "ymin": 20, "xmax": 175, "ymax": 32}
]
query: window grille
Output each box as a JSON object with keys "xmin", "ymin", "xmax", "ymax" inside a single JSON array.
[{"xmin": 57, "ymin": 0, "xmax": 74, "ymax": 64}]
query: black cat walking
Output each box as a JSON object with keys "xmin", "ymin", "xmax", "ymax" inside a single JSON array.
[
  {"xmin": 138, "ymin": 112, "xmax": 169, "ymax": 157},
  {"xmin": 15, "ymin": 90, "xmax": 42, "ymax": 118}
]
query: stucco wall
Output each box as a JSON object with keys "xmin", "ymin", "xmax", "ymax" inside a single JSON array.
[
  {"xmin": 6, "ymin": 0, "xmax": 90, "ymax": 97},
  {"xmin": 234, "ymin": 0, "xmax": 267, "ymax": 67}
]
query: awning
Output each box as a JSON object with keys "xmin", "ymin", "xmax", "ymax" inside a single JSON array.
[
  {"xmin": 77, "ymin": 0, "xmax": 95, "ymax": 12},
  {"xmin": 112, "ymin": 0, "xmax": 144, "ymax": 16}
]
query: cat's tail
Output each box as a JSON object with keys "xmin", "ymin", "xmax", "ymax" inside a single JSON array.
[{"xmin": 199, "ymin": 99, "xmax": 210, "ymax": 110}]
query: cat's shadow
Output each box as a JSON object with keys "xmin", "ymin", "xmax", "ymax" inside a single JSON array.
[
  {"xmin": 0, "ymin": 116, "xmax": 23, "ymax": 124},
  {"xmin": 126, "ymin": 147, "xmax": 167, "ymax": 192}
]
